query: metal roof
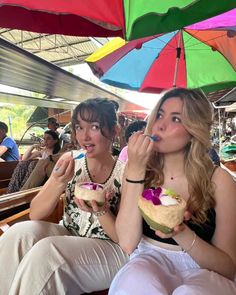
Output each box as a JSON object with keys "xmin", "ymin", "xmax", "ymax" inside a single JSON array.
[
  {"xmin": 0, "ymin": 91, "xmax": 75, "ymax": 110},
  {"xmin": 0, "ymin": 28, "xmax": 109, "ymax": 67},
  {"xmin": 207, "ymin": 88, "xmax": 234, "ymax": 104},
  {"xmin": 213, "ymin": 87, "xmax": 236, "ymax": 107},
  {"xmin": 0, "ymin": 36, "xmax": 145, "ymax": 112}
]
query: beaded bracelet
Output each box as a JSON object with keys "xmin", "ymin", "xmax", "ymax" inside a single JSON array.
[
  {"xmin": 94, "ymin": 210, "xmax": 107, "ymax": 217},
  {"xmin": 126, "ymin": 178, "xmax": 145, "ymax": 184},
  {"xmin": 182, "ymin": 232, "xmax": 197, "ymax": 253}
]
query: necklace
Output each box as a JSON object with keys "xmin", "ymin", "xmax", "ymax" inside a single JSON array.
[
  {"xmin": 164, "ymin": 168, "xmax": 185, "ymax": 181},
  {"xmin": 169, "ymin": 174, "xmax": 184, "ymax": 180},
  {"xmin": 84, "ymin": 157, "xmax": 116, "ymax": 184},
  {"xmin": 85, "ymin": 157, "xmax": 96, "ymax": 181},
  {"xmin": 164, "ymin": 172, "xmax": 184, "ymax": 180}
]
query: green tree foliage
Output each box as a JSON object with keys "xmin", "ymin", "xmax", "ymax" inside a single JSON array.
[{"xmin": 0, "ymin": 104, "xmax": 36, "ymax": 140}]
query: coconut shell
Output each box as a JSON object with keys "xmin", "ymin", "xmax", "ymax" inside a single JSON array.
[
  {"xmin": 74, "ymin": 182, "xmax": 105, "ymax": 207},
  {"xmin": 138, "ymin": 194, "xmax": 186, "ymax": 233}
]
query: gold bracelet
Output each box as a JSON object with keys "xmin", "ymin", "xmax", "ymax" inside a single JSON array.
[
  {"xmin": 94, "ymin": 210, "xmax": 107, "ymax": 217},
  {"xmin": 182, "ymin": 232, "xmax": 197, "ymax": 253}
]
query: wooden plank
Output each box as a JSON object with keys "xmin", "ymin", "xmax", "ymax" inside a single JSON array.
[
  {"xmin": 0, "ymin": 161, "xmax": 18, "ymax": 191},
  {"xmin": 0, "ymin": 186, "xmax": 8, "ymax": 195},
  {"xmin": 0, "ymin": 208, "xmax": 30, "ymax": 226},
  {"xmin": 0, "ymin": 187, "xmax": 42, "ymax": 212},
  {"xmin": 0, "ymin": 161, "xmax": 18, "ymax": 179},
  {"xmin": 0, "ymin": 209, "xmax": 30, "ymax": 235},
  {"xmin": 0, "ymin": 193, "xmax": 65, "ymax": 235}
]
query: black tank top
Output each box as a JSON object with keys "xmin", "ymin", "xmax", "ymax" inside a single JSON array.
[{"xmin": 143, "ymin": 208, "xmax": 216, "ymax": 245}]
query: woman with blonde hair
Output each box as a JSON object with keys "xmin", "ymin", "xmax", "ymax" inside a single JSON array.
[{"xmin": 109, "ymin": 88, "xmax": 236, "ymax": 294}]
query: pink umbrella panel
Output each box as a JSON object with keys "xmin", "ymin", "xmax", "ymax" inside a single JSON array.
[{"xmin": 86, "ymin": 26, "xmax": 236, "ymax": 94}]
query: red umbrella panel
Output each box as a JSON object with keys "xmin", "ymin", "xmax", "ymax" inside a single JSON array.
[{"xmin": 0, "ymin": 1, "xmax": 235, "ymax": 40}]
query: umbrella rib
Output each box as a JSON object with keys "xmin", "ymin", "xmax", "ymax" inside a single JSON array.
[
  {"xmin": 148, "ymin": 35, "xmax": 177, "ymax": 50},
  {"xmin": 141, "ymin": 46, "xmax": 174, "ymax": 50}
]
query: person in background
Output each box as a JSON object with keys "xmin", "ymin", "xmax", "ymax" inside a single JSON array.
[
  {"xmin": 21, "ymin": 138, "xmax": 78, "ymax": 191},
  {"xmin": 110, "ymin": 100, "xmax": 120, "ymax": 112},
  {"xmin": 7, "ymin": 130, "xmax": 61, "ymax": 193},
  {"xmin": 117, "ymin": 114, "xmax": 127, "ymax": 150},
  {"xmin": 0, "ymin": 121, "xmax": 19, "ymax": 162},
  {"xmin": 0, "ymin": 98, "xmax": 128, "ymax": 294},
  {"xmin": 118, "ymin": 120, "xmax": 147, "ymax": 163},
  {"xmin": 110, "ymin": 100, "xmax": 123, "ymax": 157},
  {"xmin": 47, "ymin": 116, "xmax": 72, "ymax": 150},
  {"xmin": 209, "ymin": 147, "xmax": 221, "ymax": 166},
  {"xmin": 22, "ymin": 130, "xmax": 60, "ymax": 160},
  {"xmin": 109, "ymin": 88, "xmax": 236, "ymax": 295},
  {"xmin": 47, "ymin": 117, "xmax": 59, "ymax": 132}
]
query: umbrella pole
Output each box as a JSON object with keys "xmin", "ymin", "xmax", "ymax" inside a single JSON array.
[
  {"xmin": 173, "ymin": 30, "xmax": 182, "ymax": 88},
  {"xmin": 218, "ymin": 108, "xmax": 222, "ymax": 153}
]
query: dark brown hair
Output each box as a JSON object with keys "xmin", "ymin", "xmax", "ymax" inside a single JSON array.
[{"xmin": 71, "ymin": 98, "xmax": 117, "ymax": 140}]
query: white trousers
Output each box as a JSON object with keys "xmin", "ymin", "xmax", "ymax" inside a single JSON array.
[
  {"xmin": 109, "ymin": 239, "xmax": 236, "ymax": 295},
  {"xmin": 0, "ymin": 220, "xmax": 128, "ymax": 295}
]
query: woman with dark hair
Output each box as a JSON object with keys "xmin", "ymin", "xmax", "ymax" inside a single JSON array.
[
  {"xmin": 7, "ymin": 130, "xmax": 61, "ymax": 193},
  {"xmin": 22, "ymin": 130, "xmax": 60, "ymax": 160},
  {"xmin": 109, "ymin": 88, "xmax": 236, "ymax": 295},
  {"xmin": 0, "ymin": 98, "xmax": 128, "ymax": 294}
]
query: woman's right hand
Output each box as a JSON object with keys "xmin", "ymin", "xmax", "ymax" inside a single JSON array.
[
  {"xmin": 127, "ymin": 131, "xmax": 154, "ymax": 173},
  {"xmin": 51, "ymin": 155, "xmax": 74, "ymax": 185},
  {"xmin": 33, "ymin": 143, "xmax": 44, "ymax": 151}
]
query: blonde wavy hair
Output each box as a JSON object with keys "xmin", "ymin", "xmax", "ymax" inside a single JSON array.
[{"xmin": 145, "ymin": 88, "xmax": 215, "ymax": 224}]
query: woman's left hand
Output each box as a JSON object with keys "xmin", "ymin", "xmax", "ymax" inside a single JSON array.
[
  {"xmin": 154, "ymin": 210, "xmax": 192, "ymax": 239},
  {"xmin": 155, "ymin": 223, "xmax": 186, "ymax": 239}
]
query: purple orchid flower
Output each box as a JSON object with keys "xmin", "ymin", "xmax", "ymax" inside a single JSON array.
[
  {"xmin": 81, "ymin": 182, "xmax": 103, "ymax": 190},
  {"xmin": 142, "ymin": 187, "xmax": 162, "ymax": 205}
]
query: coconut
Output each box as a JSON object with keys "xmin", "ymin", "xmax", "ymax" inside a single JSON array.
[
  {"xmin": 74, "ymin": 182, "xmax": 105, "ymax": 207},
  {"xmin": 138, "ymin": 188, "xmax": 186, "ymax": 234}
]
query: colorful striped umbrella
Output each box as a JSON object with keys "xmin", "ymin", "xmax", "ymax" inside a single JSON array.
[
  {"xmin": 86, "ymin": 10, "xmax": 236, "ymax": 94},
  {"xmin": 0, "ymin": 1, "xmax": 235, "ymax": 40}
]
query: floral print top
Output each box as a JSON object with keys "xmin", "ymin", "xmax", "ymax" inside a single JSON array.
[{"xmin": 63, "ymin": 156, "xmax": 125, "ymax": 240}]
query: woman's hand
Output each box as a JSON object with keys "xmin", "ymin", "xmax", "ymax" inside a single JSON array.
[
  {"xmin": 154, "ymin": 210, "xmax": 192, "ymax": 239},
  {"xmin": 51, "ymin": 155, "xmax": 74, "ymax": 185},
  {"xmin": 127, "ymin": 131, "xmax": 154, "ymax": 173},
  {"xmin": 33, "ymin": 143, "xmax": 44, "ymax": 151},
  {"xmin": 74, "ymin": 192, "xmax": 111, "ymax": 214}
]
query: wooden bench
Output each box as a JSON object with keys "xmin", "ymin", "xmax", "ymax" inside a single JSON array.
[
  {"xmin": 0, "ymin": 160, "xmax": 19, "ymax": 194},
  {"xmin": 0, "ymin": 187, "xmax": 65, "ymax": 234},
  {"xmin": 0, "ymin": 187, "xmax": 42, "ymax": 234}
]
